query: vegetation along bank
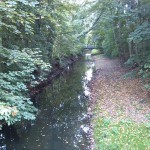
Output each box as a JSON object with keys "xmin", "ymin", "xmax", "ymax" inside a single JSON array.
[
  {"xmin": 0, "ymin": 0, "xmax": 150, "ymax": 149},
  {"xmin": 0, "ymin": 0, "xmax": 85, "ymax": 129}
]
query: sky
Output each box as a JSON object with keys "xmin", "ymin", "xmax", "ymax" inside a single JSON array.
[
  {"xmin": 75, "ymin": 0, "xmax": 86, "ymax": 4},
  {"xmin": 69, "ymin": 0, "xmax": 94, "ymax": 4}
]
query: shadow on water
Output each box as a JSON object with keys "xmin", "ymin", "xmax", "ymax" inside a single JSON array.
[{"xmin": 0, "ymin": 59, "xmax": 95, "ymax": 150}]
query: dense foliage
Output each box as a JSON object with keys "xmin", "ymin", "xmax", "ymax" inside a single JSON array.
[
  {"xmin": 0, "ymin": 0, "xmax": 149, "ymax": 130},
  {"xmin": 81, "ymin": 0, "xmax": 150, "ymax": 88},
  {"xmin": 0, "ymin": 47, "xmax": 51, "ymax": 127},
  {"xmin": 0, "ymin": 0, "xmax": 85, "ymax": 128}
]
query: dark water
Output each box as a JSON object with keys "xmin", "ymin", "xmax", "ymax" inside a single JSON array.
[{"xmin": 0, "ymin": 59, "xmax": 94, "ymax": 150}]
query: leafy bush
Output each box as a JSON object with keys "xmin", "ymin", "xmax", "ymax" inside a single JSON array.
[
  {"xmin": 138, "ymin": 56, "xmax": 150, "ymax": 91},
  {"xmin": 0, "ymin": 47, "xmax": 51, "ymax": 129},
  {"xmin": 125, "ymin": 54, "xmax": 150, "ymax": 90},
  {"xmin": 129, "ymin": 22, "xmax": 150, "ymax": 43}
]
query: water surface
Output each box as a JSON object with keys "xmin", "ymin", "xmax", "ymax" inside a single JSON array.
[{"xmin": 0, "ymin": 59, "xmax": 94, "ymax": 150}]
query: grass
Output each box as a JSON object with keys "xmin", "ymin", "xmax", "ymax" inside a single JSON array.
[
  {"xmin": 93, "ymin": 118, "xmax": 150, "ymax": 150},
  {"xmin": 91, "ymin": 49, "xmax": 101, "ymax": 55}
]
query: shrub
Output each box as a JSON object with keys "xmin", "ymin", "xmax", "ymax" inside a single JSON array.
[{"xmin": 0, "ymin": 47, "xmax": 51, "ymax": 129}]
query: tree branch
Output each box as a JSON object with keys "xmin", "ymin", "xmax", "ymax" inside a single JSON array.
[{"xmin": 77, "ymin": 10, "xmax": 104, "ymax": 38}]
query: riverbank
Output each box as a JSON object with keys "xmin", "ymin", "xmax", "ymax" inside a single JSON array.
[
  {"xmin": 29, "ymin": 55, "xmax": 81, "ymax": 97},
  {"xmin": 0, "ymin": 57, "xmax": 94, "ymax": 150},
  {"xmin": 89, "ymin": 55, "xmax": 150, "ymax": 150}
]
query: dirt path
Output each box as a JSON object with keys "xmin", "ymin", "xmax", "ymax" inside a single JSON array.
[{"xmin": 90, "ymin": 55, "xmax": 150, "ymax": 123}]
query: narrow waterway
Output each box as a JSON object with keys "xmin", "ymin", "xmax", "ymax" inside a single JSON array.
[{"xmin": 0, "ymin": 58, "xmax": 94, "ymax": 150}]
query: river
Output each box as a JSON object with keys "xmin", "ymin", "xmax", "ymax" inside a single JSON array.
[{"xmin": 0, "ymin": 58, "xmax": 94, "ymax": 150}]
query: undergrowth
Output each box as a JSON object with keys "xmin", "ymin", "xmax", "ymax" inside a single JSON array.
[{"xmin": 122, "ymin": 70, "xmax": 138, "ymax": 79}]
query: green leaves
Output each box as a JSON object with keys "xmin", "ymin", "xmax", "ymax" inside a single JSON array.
[
  {"xmin": 129, "ymin": 22, "xmax": 150, "ymax": 43},
  {"xmin": 0, "ymin": 0, "xmax": 90, "ymax": 128},
  {"xmin": 0, "ymin": 46, "xmax": 51, "ymax": 127}
]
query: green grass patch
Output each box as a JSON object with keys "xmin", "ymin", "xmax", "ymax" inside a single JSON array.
[
  {"xmin": 94, "ymin": 118, "xmax": 150, "ymax": 150},
  {"xmin": 91, "ymin": 49, "xmax": 100, "ymax": 55}
]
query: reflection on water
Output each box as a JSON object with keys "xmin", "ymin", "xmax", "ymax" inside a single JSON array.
[
  {"xmin": 0, "ymin": 133, "xmax": 6, "ymax": 150},
  {"xmin": 83, "ymin": 62, "xmax": 94, "ymax": 97},
  {"xmin": 0, "ymin": 59, "xmax": 94, "ymax": 150}
]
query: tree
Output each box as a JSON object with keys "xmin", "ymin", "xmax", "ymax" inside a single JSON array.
[
  {"xmin": 0, "ymin": 0, "xmax": 85, "ymax": 128},
  {"xmin": 82, "ymin": 0, "xmax": 149, "ymax": 87}
]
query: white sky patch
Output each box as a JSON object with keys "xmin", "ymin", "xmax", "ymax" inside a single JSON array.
[
  {"xmin": 76, "ymin": 0, "xmax": 86, "ymax": 4},
  {"xmin": 68, "ymin": 0, "xmax": 94, "ymax": 4}
]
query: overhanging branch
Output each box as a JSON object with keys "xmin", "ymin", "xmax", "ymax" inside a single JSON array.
[{"xmin": 77, "ymin": 10, "xmax": 104, "ymax": 38}]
